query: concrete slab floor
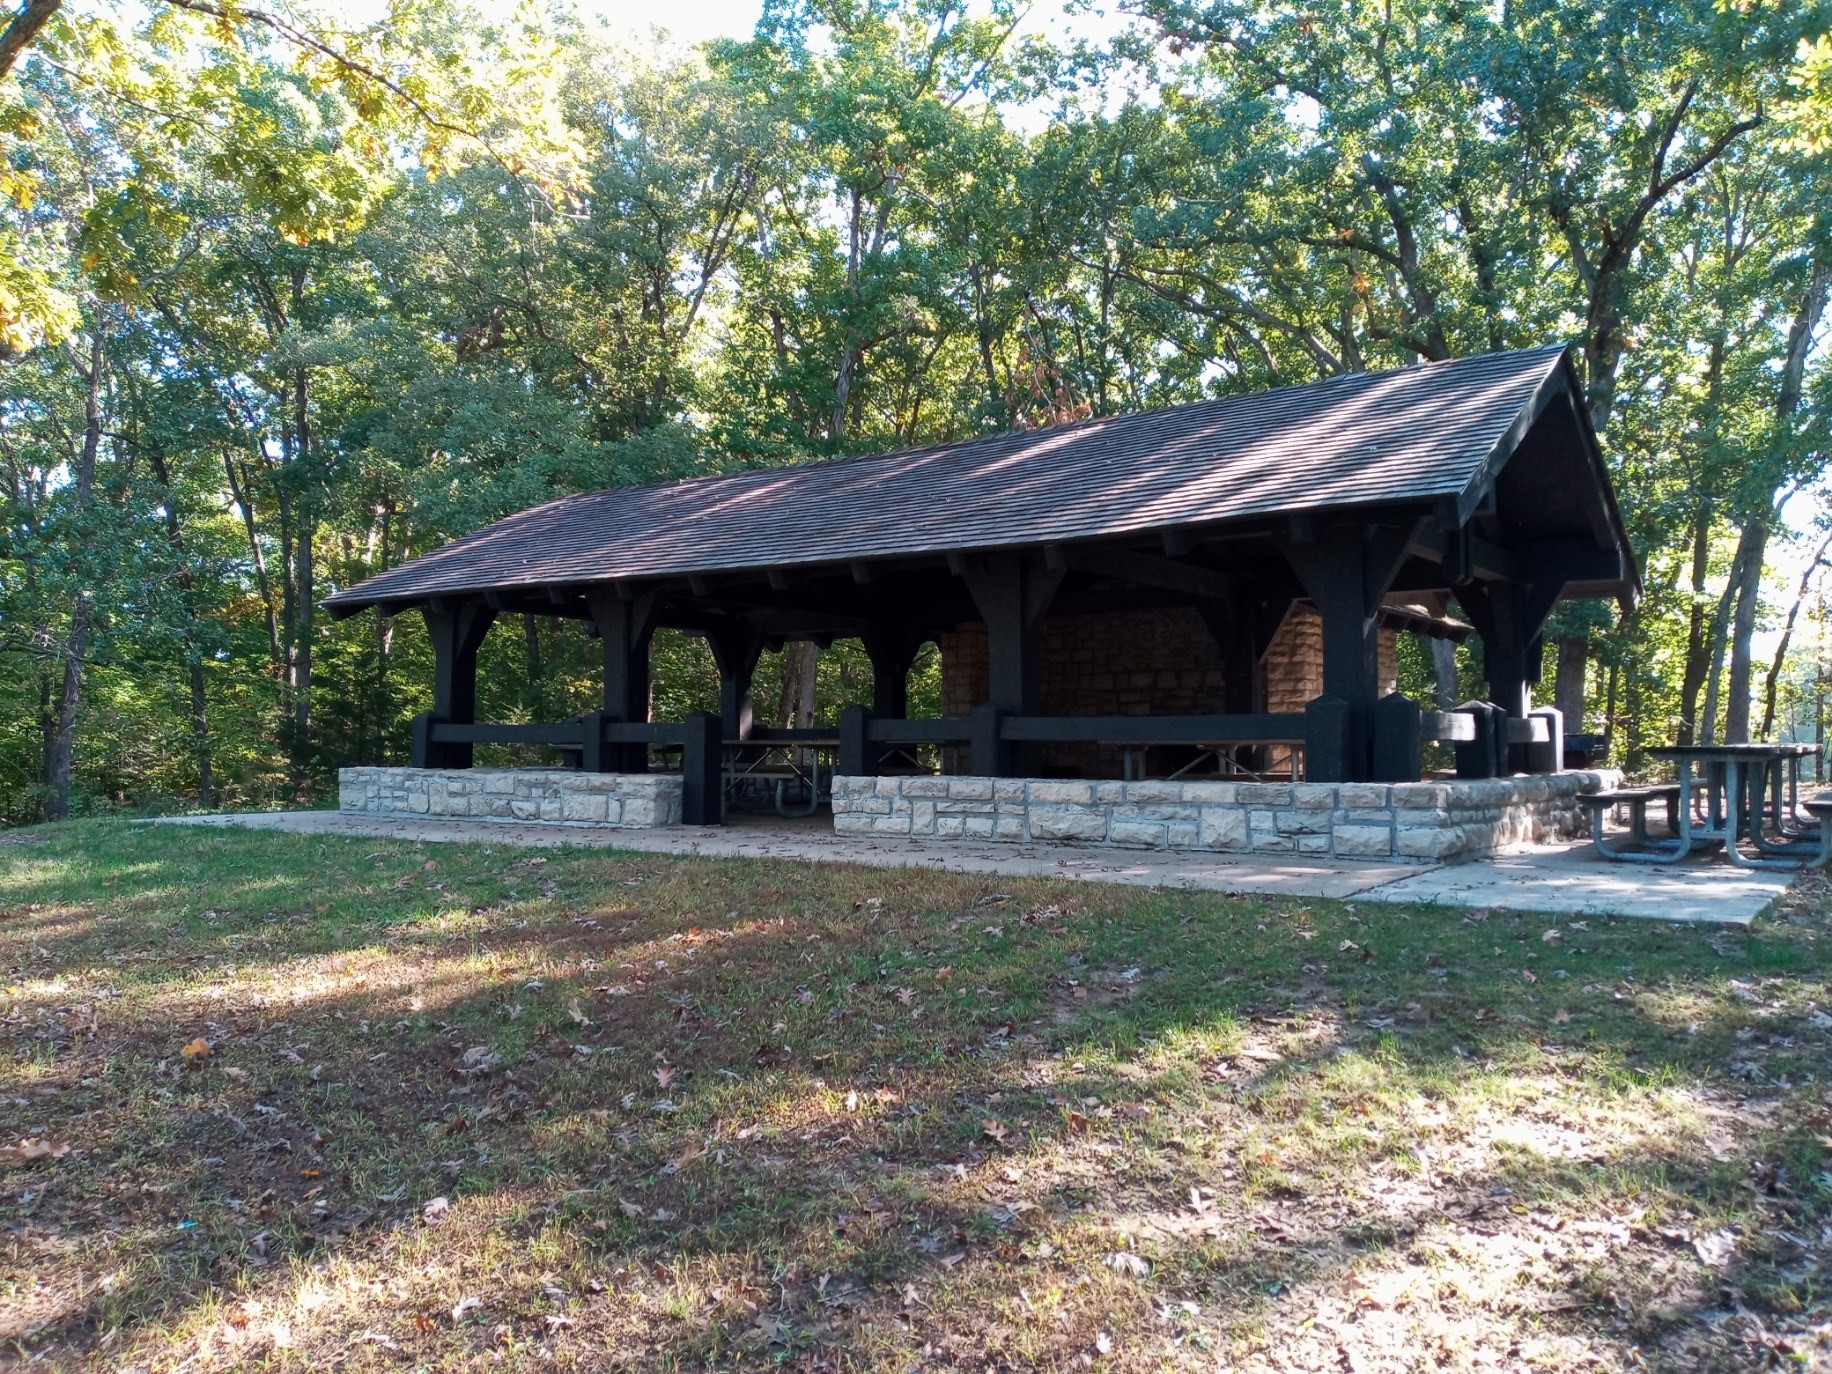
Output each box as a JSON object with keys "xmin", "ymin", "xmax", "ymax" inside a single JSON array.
[{"xmin": 153, "ymin": 811, "xmax": 1796, "ymax": 925}]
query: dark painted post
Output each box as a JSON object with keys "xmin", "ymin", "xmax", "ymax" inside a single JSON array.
[
  {"xmin": 1278, "ymin": 523, "xmax": 1415, "ymax": 782},
  {"xmin": 1453, "ymin": 700, "xmax": 1506, "ymax": 779},
  {"xmin": 1371, "ymin": 693, "xmax": 1424, "ymax": 782},
  {"xmin": 410, "ymin": 710, "xmax": 435, "ymax": 768},
  {"xmin": 1456, "ymin": 579, "xmax": 1560, "ymax": 770},
  {"xmin": 422, "ymin": 601, "xmax": 495, "ymax": 768},
  {"xmin": 679, "ymin": 710, "xmax": 723, "ymax": 825},
  {"xmin": 707, "ymin": 620, "xmax": 765, "ymax": 743},
  {"xmin": 586, "ymin": 588, "xmax": 659, "ymax": 772},
  {"xmin": 1527, "ymin": 706, "xmax": 1563, "ymax": 775},
  {"xmin": 968, "ymin": 702, "xmax": 1006, "ymax": 777},
  {"xmin": 1304, "ymin": 694, "xmax": 1353, "ymax": 782},
  {"xmin": 1198, "ymin": 593, "xmax": 1272, "ymax": 773},
  {"xmin": 861, "ymin": 624, "xmax": 926, "ymax": 721},
  {"xmin": 958, "ymin": 553, "xmax": 1062, "ymax": 775},
  {"xmin": 838, "ymin": 704, "xmax": 878, "ymax": 778},
  {"xmin": 578, "ymin": 709, "xmax": 611, "ymax": 773}
]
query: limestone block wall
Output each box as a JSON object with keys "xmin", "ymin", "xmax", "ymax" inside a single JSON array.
[
  {"xmin": 831, "ymin": 770, "xmax": 1619, "ymax": 864},
  {"xmin": 1262, "ymin": 605, "xmax": 1399, "ymax": 713},
  {"xmin": 338, "ymin": 767, "xmax": 683, "ymax": 827}
]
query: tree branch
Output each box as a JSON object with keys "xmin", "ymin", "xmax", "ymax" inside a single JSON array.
[{"xmin": 0, "ymin": 0, "xmax": 59, "ymax": 81}]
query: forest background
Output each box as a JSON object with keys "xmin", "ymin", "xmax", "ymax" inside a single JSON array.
[{"xmin": 2, "ymin": 0, "xmax": 1831, "ymax": 823}]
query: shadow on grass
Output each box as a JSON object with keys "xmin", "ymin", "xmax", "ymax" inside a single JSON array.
[{"xmin": 2, "ymin": 821, "xmax": 1829, "ymax": 1370}]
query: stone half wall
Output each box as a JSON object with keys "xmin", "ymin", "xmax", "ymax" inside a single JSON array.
[
  {"xmin": 338, "ymin": 767, "xmax": 683, "ymax": 827},
  {"xmin": 831, "ymin": 771, "xmax": 1620, "ymax": 864}
]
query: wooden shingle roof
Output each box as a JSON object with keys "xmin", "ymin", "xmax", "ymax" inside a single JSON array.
[{"xmin": 327, "ymin": 344, "xmax": 1624, "ymax": 614}]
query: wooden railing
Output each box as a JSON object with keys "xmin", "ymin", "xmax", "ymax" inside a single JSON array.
[{"xmin": 405, "ymin": 694, "xmax": 1568, "ymax": 817}]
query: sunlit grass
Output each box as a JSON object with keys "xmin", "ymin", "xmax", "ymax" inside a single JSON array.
[{"xmin": 1, "ymin": 822, "xmax": 1829, "ymax": 1370}]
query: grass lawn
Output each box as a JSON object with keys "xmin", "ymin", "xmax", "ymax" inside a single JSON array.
[{"xmin": 2, "ymin": 822, "xmax": 1830, "ymax": 1371}]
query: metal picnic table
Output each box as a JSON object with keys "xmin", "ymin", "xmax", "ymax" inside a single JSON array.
[
  {"xmin": 724, "ymin": 736, "xmax": 838, "ymax": 818},
  {"xmin": 1639, "ymin": 743, "xmax": 1828, "ymax": 871}
]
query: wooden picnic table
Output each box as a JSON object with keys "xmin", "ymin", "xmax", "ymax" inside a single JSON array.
[{"xmin": 1642, "ymin": 743, "xmax": 1826, "ymax": 871}]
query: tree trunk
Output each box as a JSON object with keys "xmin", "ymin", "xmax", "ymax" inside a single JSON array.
[
  {"xmin": 1429, "ymin": 638, "xmax": 1458, "ymax": 711},
  {"xmin": 775, "ymin": 641, "xmax": 821, "ymax": 729},
  {"xmin": 1722, "ymin": 516, "xmax": 1767, "ymax": 743},
  {"xmin": 1554, "ymin": 637, "xmax": 1587, "ymax": 728},
  {"xmin": 1759, "ymin": 530, "xmax": 1832, "ymax": 739},
  {"xmin": 1731, "ymin": 259, "xmax": 1831, "ymax": 743},
  {"xmin": 1602, "ymin": 658, "xmax": 1620, "ymax": 763},
  {"xmin": 794, "ymin": 640, "xmax": 820, "ymax": 728},
  {"xmin": 1698, "ymin": 540, "xmax": 1747, "ymax": 745},
  {"xmin": 146, "ymin": 445, "xmax": 214, "ymax": 809},
  {"xmin": 523, "ymin": 614, "xmax": 545, "ymax": 716},
  {"xmin": 292, "ymin": 516, "xmax": 314, "ymax": 778},
  {"xmin": 223, "ymin": 452, "xmax": 283, "ymax": 667},
  {"xmin": 45, "ymin": 331, "xmax": 104, "ymax": 822},
  {"xmin": 1675, "ymin": 504, "xmax": 1713, "ymax": 744},
  {"xmin": 0, "ymin": 0, "xmax": 61, "ymax": 82},
  {"xmin": 288, "ymin": 359, "xmax": 314, "ymax": 786}
]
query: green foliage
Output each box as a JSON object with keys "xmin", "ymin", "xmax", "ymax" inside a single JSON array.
[{"xmin": 1, "ymin": 0, "xmax": 1829, "ymax": 822}]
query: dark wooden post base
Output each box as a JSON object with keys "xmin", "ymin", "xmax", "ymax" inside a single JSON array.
[{"xmin": 420, "ymin": 601, "xmax": 495, "ymax": 768}]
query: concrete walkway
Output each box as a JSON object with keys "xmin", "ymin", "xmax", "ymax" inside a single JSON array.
[{"xmin": 157, "ymin": 810, "xmax": 1795, "ymax": 925}]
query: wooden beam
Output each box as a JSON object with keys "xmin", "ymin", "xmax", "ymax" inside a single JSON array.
[
  {"xmin": 1406, "ymin": 526, "xmax": 1517, "ymax": 582},
  {"xmin": 1061, "ymin": 546, "xmax": 1236, "ymax": 601}
]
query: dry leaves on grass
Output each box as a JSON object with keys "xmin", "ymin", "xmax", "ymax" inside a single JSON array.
[{"xmin": 0, "ymin": 1137, "xmax": 70, "ymax": 1164}]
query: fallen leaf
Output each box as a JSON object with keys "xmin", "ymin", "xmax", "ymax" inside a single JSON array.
[
  {"xmin": 1541, "ymin": 928, "xmax": 1564, "ymax": 946},
  {"xmin": 1104, "ymin": 1251, "xmax": 1149, "ymax": 1278},
  {"xmin": 0, "ymin": 1137, "xmax": 70, "ymax": 1165},
  {"xmin": 180, "ymin": 1037, "xmax": 212, "ymax": 1061},
  {"xmin": 450, "ymin": 1295, "xmax": 482, "ymax": 1322},
  {"xmin": 982, "ymin": 1118, "xmax": 1011, "ymax": 1144},
  {"xmin": 653, "ymin": 1065, "xmax": 676, "ymax": 1090},
  {"xmin": 422, "ymin": 1196, "xmax": 451, "ymax": 1224},
  {"xmin": 567, "ymin": 998, "xmax": 592, "ymax": 1026},
  {"xmin": 1694, "ymin": 1229, "xmax": 1737, "ymax": 1268}
]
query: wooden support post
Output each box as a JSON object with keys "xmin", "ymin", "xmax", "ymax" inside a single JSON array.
[
  {"xmin": 1304, "ymin": 694, "xmax": 1353, "ymax": 783},
  {"xmin": 1196, "ymin": 591, "xmax": 1266, "ymax": 714},
  {"xmin": 422, "ymin": 601, "xmax": 495, "ymax": 768},
  {"xmin": 578, "ymin": 709, "xmax": 611, "ymax": 774},
  {"xmin": 1527, "ymin": 706, "xmax": 1563, "ymax": 775},
  {"xmin": 1453, "ymin": 700, "xmax": 1507, "ymax": 779},
  {"xmin": 958, "ymin": 553, "xmax": 1062, "ymax": 774},
  {"xmin": 1372, "ymin": 693, "xmax": 1424, "ymax": 783},
  {"xmin": 838, "ymin": 704, "xmax": 878, "ymax": 778},
  {"xmin": 679, "ymin": 710, "xmax": 723, "ymax": 826},
  {"xmin": 410, "ymin": 710, "xmax": 435, "ymax": 769},
  {"xmin": 1198, "ymin": 591, "xmax": 1270, "ymax": 773},
  {"xmin": 968, "ymin": 702, "xmax": 1006, "ymax": 778},
  {"xmin": 706, "ymin": 619, "xmax": 765, "ymax": 742},
  {"xmin": 1456, "ymin": 578, "xmax": 1561, "ymax": 769},
  {"xmin": 860, "ymin": 624, "xmax": 927, "ymax": 720},
  {"xmin": 1278, "ymin": 522, "xmax": 1418, "ymax": 781},
  {"xmin": 586, "ymin": 588, "xmax": 660, "ymax": 772}
]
